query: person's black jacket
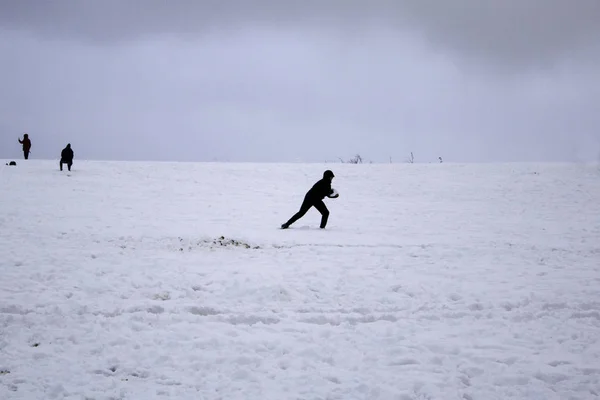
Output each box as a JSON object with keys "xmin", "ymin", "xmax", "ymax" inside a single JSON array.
[
  {"xmin": 307, "ymin": 170, "xmax": 335, "ymax": 199},
  {"xmin": 18, "ymin": 135, "xmax": 31, "ymax": 151},
  {"xmin": 61, "ymin": 144, "xmax": 74, "ymax": 162}
]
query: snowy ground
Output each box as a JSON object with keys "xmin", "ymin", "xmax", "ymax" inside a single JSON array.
[{"xmin": 1, "ymin": 160, "xmax": 599, "ymax": 400}]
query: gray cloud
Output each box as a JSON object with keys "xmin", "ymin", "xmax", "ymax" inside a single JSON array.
[
  {"xmin": 1, "ymin": 1, "xmax": 599, "ymax": 163},
  {"xmin": 2, "ymin": 1, "xmax": 599, "ymax": 69}
]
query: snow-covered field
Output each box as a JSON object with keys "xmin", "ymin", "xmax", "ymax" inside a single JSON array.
[{"xmin": 1, "ymin": 160, "xmax": 599, "ymax": 400}]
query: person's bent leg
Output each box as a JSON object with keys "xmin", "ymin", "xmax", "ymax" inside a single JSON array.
[{"xmin": 283, "ymin": 196, "xmax": 313, "ymax": 228}]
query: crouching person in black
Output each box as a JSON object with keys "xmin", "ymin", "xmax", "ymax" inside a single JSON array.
[
  {"xmin": 281, "ymin": 170, "xmax": 337, "ymax": 229},
  {"xmin": 60, "ymin": 143, "xmax": 74, "ymax": 171}
]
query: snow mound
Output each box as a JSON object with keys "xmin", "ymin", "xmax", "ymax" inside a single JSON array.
[{"xmin": 177, "ymin": 236, "xmax": 261, "ymax": 251}]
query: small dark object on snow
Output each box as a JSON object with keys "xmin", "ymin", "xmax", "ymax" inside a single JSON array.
[{"xmin": 6, "ymin": 161, "xmax": 16, "ymax": 166}]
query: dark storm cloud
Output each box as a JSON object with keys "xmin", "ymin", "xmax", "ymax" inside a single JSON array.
[{"xmin": 2, "ymin": 0, "xmax": 600, "ymax": 68}]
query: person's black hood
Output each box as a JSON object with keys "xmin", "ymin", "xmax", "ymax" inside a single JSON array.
[{"xmin": 323, "ymin": 170, "xmax": 334, "ymax": 179}]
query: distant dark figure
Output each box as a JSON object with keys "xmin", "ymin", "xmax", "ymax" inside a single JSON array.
[
  {"xmin": 60, "ymin": 143, "xmax": 74, "ymax": 171},
  {"xmin": 281, "ymin": 170, "xmax": 338, "ymax": 229},
  {"xmin": 6, "ymin": 161, "xmax": 16, "ymax": 166},
  {"xmin": 18, "ymin": 134, "xmax": 31, "ymax": 159}
]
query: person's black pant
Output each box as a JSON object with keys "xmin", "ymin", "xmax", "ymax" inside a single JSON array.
[
  {"xmin": 60, "ymin": 159, "xmax": 72, "ymax": 171},
  {"xmin": 23, "ymin": 151, "xmax": 29, "ymax": 160},
  {"xmin": 285, "ymin": 194, "xmax": 329, "ymax": 228}
]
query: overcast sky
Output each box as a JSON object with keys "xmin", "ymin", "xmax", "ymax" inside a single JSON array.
[{"xmin": 1, "ymin": 0, "xmax": 599, "ymax": 163}]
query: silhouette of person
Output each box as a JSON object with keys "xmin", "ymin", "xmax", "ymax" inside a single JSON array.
[
  {"xmin": 60, "ymin": 143, "xmax": 74, "ymax": 171},
  {"xmin": 18, "ymin": 134, "xmax": 31, "ymax": 159},
  {"xmin": 281, "ymin": 170, "xmax": 338, "ymax": 229}
]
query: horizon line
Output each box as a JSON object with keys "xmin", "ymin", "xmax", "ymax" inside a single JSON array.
[{"xmin": 3, "ymin": 158, "xmax": 599, "ymax": 166}]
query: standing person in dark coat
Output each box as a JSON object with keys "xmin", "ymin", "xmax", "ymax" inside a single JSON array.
[
  {"xmin": 281, "ymin": 170, "xmax": 338, "ymax": 229},
  {"xmin": 18, "ymin": 134, "xmax": 31, "ymax": 159},
  {"xmin": 60, "ymin": 143, "xmax": 74, "ymax": 171}
]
